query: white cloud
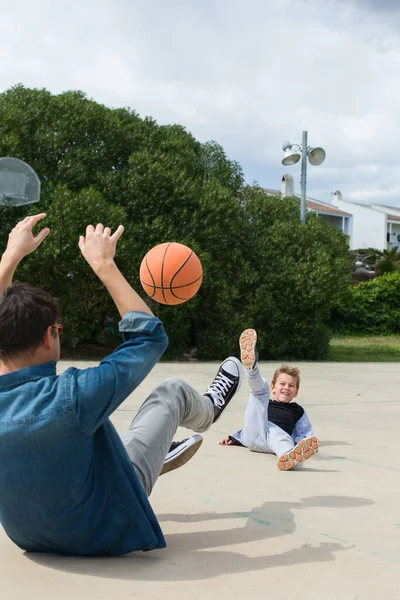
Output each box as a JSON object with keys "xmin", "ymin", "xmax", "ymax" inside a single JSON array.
[{"xmin": 1, "ymin": 0, "xmax": 400, "ymax": 204}]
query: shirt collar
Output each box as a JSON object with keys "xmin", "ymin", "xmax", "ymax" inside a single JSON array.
[{"xmin": 0, "ymin": 361, "xmax": 57, "ymax": 389}]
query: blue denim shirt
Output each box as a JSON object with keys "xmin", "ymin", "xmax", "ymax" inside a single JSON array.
[{"xmin": 0, "ymin": 311, "xmax": 169, "ymax": 556}]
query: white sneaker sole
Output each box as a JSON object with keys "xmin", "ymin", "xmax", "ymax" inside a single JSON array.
[
  {"xmin": 161, "ymin": 434, "xmax": 203, "ymax": 475},
  {"xmin": 239, "ymin": 329, "xmax": 257, "ymax": 369},
  {"xmin": 277, "ymin": 436, "xmax": 319, "ymax": 471}
]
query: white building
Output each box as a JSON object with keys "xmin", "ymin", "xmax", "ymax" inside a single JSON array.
[
  {"xmin": 331, "ymin": 192, "xmax": 400, "ymax": 251},
  {"xmin": 264, "ymin": 175, "xmax": 353, "ymax": 244},
  {"xmin": 265, "ymin": 176, "xmax": 400, "ymax": 251}
]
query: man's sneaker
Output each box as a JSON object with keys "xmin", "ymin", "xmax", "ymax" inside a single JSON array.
[
  {"xmin": 277, "ymin": 436, "xmax": 319, "ymax": 471},
  {"xmin": 161, "ymin": 434, "xmax": 203, "ymax": 476},
  {"xmin": 204, "ymin": 357, "xmax": 243, "ymax": 423},
  {"xmin": 239, "ymin": 329, "xmax": 258, "ymax": 370}
]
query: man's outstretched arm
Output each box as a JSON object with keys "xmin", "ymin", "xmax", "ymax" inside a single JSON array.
[
  {"xmin": 73, "ymin": 223, "xmax": 167, "ymax": 433},
  {"xmin": 0, "ymin": 213, "xmax": 50, "ymax": 294}
]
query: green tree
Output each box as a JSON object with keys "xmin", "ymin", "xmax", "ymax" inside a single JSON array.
[
  {"xmin": 0, "ymin": 85, "xmax": 352, "ymax": 359},
  {"xmin": 0, "ymin": 85, "xmax": 151, "ymax": 193},
  {"xmin": 0, "ymin": 85, "xmax": 247, "ymax": 356},
  {"xmin": 374, "ymin": 247, "xmax": 400, "ymax": 276},
  {"xmin": 233, "ymin": 188, "xmax": 353, "ymax": 359},
  {"xmin": 16, "ymin": 186, "xmax": 128, "ymax": 348}
]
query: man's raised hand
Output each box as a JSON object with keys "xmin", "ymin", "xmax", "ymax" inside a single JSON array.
[
  {"xmin": 4, "ymin": 214, "xmax": 50, "ymax": 263},
  {"xmin": 78, "ymin": 223, "xmax": 124, "ymax": 274},
  {"xmin": 0, "ymin": 214, "xmax": 50, "ymax": 294},
  {"xmin": 78, "ymin": 222, "xmax": 154, "ymax": 318}
]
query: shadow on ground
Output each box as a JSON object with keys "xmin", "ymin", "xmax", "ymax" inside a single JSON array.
[
  {"xmin": 318, "ymin": 440, "xmax": 351, "ymax": 447},
  {"xmin": 25, "ymin": 495, "xmax": 373, "ymax": 582}
]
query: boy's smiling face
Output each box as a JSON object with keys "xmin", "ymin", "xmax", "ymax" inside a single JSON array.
[{"xmin": 270, "ymin": 373, "xmax": 298, "ymax": 403}]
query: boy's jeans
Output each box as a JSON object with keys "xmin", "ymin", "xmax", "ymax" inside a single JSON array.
[{"xmin": 120, "ymin": 378, "xmax": 214, "ymax": 496}]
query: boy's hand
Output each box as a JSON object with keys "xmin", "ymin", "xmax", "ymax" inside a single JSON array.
[
  {"xmin": 219, "ymin": 437, "xmax": 234, "ymax": 446},
  {"xmin": 78, "ymin": 223, "xmax": 124, "ymax": 274},
  {"xmin": 3, "ymin": 213, "xmax": 50, "ymax": 264}
]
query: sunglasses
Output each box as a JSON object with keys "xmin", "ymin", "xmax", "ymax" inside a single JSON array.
[{"xmin": 52, "ymin": 324, "xmax": 64, "ymax": 337}]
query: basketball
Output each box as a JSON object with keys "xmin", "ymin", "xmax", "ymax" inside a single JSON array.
[{"xmin": 139, "ymin": 242, "xmax": 203, "ymax": 305}]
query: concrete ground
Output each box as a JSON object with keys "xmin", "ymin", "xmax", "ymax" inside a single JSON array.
[{"xmin": 1, "ymin": 361, "xmax": 399, "ymax": 599}]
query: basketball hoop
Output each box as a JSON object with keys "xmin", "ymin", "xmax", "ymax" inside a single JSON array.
[{"xmin": 0, "ymin": 157, "xmax": 41, "ymax": 207}]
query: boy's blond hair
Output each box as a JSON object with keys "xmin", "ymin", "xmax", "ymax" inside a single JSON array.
[{"xmin": 271, "ymin": 364, "xmax": 301, "ymax": 390}]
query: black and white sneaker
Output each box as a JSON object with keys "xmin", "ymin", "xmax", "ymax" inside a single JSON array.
[
  {"xmin": 161, "ymin": 434, "xmax": 203, "ymax": 475},
  {"xmin": 204, "ymin": 357, "xmax": 243, "ymax": 423}
]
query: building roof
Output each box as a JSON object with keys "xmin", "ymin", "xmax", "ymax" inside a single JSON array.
[
  {"xmin": 374, "ymin": 204, "xmax": 400, "ymax": 213},
  {"xmin": 344, "ymin": 201, "xmax": 400, "ymax": 215},
  {"xmin": 306, "ymin": 199, "xmax": 351, "ymax": 216},
  {"xmin": 388, "ymin": 214, "xmax": 400, "ymax": 222},
  {"xmin": 262, "ymin": 189, "xmax": 351, "ymax": 217}
]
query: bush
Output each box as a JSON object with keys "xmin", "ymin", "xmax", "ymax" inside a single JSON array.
[{"xmin": 331, "ymin": 272, "xmax": 400, "ymax": 334}]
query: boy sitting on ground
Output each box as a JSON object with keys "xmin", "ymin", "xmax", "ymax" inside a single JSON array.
[{"xmin": 219, "ymin": 329, "xmax": 318, "ymax": 471}]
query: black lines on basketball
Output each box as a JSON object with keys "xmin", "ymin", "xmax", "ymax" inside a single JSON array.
[
  {"xmin": 160, "ymin": 242, "xmax": 171, "ymax": 305},
  {"xmin": 144, "ymin": 256, "xmax": 156, "ymax": 298},
  {"xmin": 170, "ymin": 251, "xmax": 193, "ymax": 290},
  {"xmin": 170, "ymin": 274, "xmax": 203, "ymax": 300}
]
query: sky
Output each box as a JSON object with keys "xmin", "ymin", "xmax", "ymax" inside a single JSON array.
[{"xmin": 1, "ymin": 0, "xmax": 400, "ymax": 205}]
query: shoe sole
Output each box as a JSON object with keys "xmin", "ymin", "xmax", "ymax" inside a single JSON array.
[
  {"xmin": 277, "ymin": 436, "xmax": 319, "ymax": 471},
  {"xmin": 239, "ymin": 329, "xmax": 257, "ymax": 369},
  {"xmin": 160, "ymin": 435, "xmax": 203, "ymax": 475}
]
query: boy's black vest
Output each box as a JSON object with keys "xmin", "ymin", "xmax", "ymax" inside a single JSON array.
[{"xmin": 268, "ymin": 400, "xmax": 304, "ymax": 436}]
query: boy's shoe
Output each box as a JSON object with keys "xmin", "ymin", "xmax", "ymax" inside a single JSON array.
[
  {"xmin": 239, "ymin": 329, "xmax": 258, "ymax": 370},
  {"xmin": 277, "ymin": 436, "xmax": 319, "ymax": 471},
  {"xmin": 161, "ymin": 434, "xmax": 203, "ymax": 475},
  {"xmin": 204, "ymin": 357, "xmax": 243, "ymax": 423}
]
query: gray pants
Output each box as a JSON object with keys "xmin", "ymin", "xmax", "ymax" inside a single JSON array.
[{"xmin": 119, "ymin": 378, "xmax": 214, "ymax": 496}]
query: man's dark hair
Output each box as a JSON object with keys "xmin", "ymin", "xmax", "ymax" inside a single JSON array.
[{"xmin": 0, "ymin": 282, "xmax": 61, "ymax": 359}]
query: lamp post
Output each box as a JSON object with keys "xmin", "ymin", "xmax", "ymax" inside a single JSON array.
[{"xmin": 281, "ymin": 131, "xmax": 326, "ymax": 224}]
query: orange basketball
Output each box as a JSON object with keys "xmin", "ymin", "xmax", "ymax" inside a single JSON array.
[{"xmin": 139, "ymin": 242, "xmax": 203, "ymax": 305}]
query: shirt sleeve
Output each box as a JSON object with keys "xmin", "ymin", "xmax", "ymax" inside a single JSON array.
[
  {"xmin": 68, "ymin": 311, "xmax": 169, "ymax": 435},
  {"xmin": 292, "ymin": 410, "xmax": 314, "ymax": 444},
  {"xmin": 228, "ymin": 429, "xmax": 247, "ymax": 446}
]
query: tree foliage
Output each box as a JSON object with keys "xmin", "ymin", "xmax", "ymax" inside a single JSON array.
[
  {"xmin": 374, "ymin": 247, "xmax": 400, "ymax": 277},
  {"xmin": 0, "ymin": 85, "xmax": 352, "ymax": 359},
  {"xmin": 331, "ymin": 272, "xmax": 400, "ymax": 334},
  {"xmin": 233, "ymin": 188, "xmax": 353, "ymax": 359}
]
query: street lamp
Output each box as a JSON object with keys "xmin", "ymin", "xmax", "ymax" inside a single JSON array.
[{"xmin": 281, "ymin": 131, "xmax": 326, "ymax": 223}]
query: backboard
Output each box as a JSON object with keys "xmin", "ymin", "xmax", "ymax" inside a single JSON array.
[{"xmin": 0, "ymin": 157, "xmax": 41, "ymax": 206}]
